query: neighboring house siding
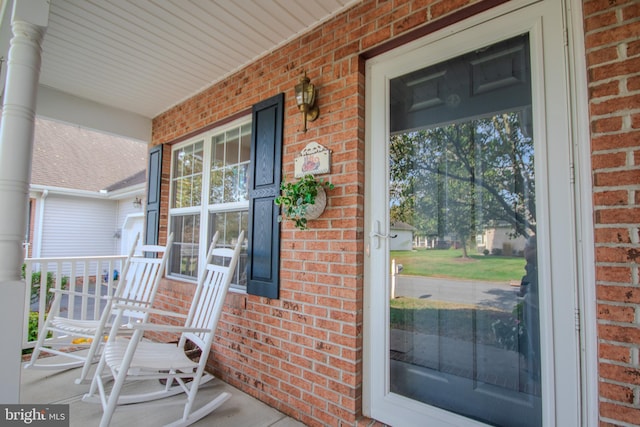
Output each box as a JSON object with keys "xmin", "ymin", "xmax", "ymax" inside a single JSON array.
[
  {"xmin": 40, "ymin": 195, "xmax": 117, "ymax": 257},
  {"xmin": 115, "ymin": 198, "xmax": 141, "ymax": 227}
]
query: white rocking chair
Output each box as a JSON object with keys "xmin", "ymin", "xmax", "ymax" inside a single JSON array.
[
  {"xmin": 24, "ymin": 233, "xmax": 174, "ymax": 384},
  {"xmin": 83, "ymin": 231, "xmax": 244, "ymax": 427}
]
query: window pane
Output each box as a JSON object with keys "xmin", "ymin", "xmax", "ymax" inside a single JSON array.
[
  {"xmin": 222, "ymin": 167, "xmax": 233, "ymax": 203},
  {"xmin": 225, "ymin": 128, "xmax": 240, "ymax": 165},
  {"xmin": 208, "ymin": 210, "xmax": 248, "ymax": 288},
  {"xmin": 240, "ymin": 124, "xmax": 251, "ymax": 163},
  {"xmin": 172, "ymin": 141, "xmax": 203, "ymax": 208},
  {"xmin": 209, "ymin": 124, "xmax": 251, "ymax": 204},
  {"xmin": 169, "ymin": 214, "xmax": 200, "ymax": 278},
  {"xmin": 172, "ymin": 174, "xmax": 202, "ymax": 208},
  {"xmin": 213, "ymin": 135, "xmax": 224, "ymax": 168},
  {"xmin": 173, "ymin": 179, "xmax": 183, "ymax": 208},
  {"xmin": 210, "ymin": 169, "xmax": 224, "ymax": 204},
  {"xmin": 191, "ymin": 142, "xmax": 203, "ymax": 174},
  {"xmin": 238, "ymin": 163, "xmax": 248, "ymax": 202},
  {"xmin": 173, "ymin": 150, "xmax": 184, "ymax": 177},
  {"xmin": 191, "ymin": 174, "xmax": 202, "ymax": 206}
]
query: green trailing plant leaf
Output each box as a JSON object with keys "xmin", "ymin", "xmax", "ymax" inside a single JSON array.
[{"xmin": 274, "ymin": 174, "xmax": 334, "ymax": 230}]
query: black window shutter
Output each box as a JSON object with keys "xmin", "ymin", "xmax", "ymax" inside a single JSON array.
[
  {"xmin": 145, "ymin": 144, "xmax": 163, "ymax": 246},
  {"xmin": 247, "ymin": 93, "xmax": 284, "ymax": 298}
]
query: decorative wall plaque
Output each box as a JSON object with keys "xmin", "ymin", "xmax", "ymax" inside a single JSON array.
[{"xmin": 294, "ymin": 142, "xmax": 331, "ymax": 178}]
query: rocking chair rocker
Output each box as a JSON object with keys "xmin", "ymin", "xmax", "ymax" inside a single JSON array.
[{"xmin": 83, "ymin": 231, "xmax": 244, "ymax": 427}]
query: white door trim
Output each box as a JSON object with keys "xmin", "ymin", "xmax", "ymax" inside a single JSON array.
[{"xmin": 565, "ymin": 0, "xmax": 598, "ymax": 425}]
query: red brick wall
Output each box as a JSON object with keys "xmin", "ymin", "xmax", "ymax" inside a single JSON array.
[
  {"xmin": 584, "ymin": 0, "xmax": 640, "ymax": 425},
  {"xmin": 148, "ymin": 0, "xmax": 640, "ymax": 425}
]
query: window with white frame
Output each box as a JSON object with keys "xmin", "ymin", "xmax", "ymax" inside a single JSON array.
[{"xmin": 169, "ymin": 119, "xmax": 250, "ymax": 289}]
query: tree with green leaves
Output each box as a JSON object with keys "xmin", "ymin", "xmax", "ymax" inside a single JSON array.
[{"xmin": 390, "ymin": 112, "xmax": 535, "ymax": 257}]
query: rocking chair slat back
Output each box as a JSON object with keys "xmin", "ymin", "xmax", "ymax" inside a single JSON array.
[{"xmin": 84, "ymin": 231, "xmax": 244, "ymax": 427}]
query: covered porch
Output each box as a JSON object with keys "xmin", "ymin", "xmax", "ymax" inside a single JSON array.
[
  {"xmin": 21, "ymin": 352, "xmax": 303, "ymax": 427},
  {"xmin": 3, "ymin": 0, "xmax": 638, "ymax": 426}
]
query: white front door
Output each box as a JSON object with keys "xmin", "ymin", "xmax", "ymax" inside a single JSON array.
[
  {"xmin": 121, "ymin": 214, "xmax": 144, "ymax": 256},
  {"xmin": 364, "ymin": 2, "xmax": 581, "ymax": 426}
]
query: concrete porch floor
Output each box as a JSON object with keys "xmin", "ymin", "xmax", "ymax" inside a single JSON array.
[{"xmin": 20, "ymin": 353, "xmax": 305, "ymax": 427}]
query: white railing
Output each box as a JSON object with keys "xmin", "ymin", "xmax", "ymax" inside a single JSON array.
[{"xmin": 22, "ymin": 255, "xmax": 128, "ymax": 349}]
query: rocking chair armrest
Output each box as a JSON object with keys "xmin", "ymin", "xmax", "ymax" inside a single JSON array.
[
  {"xmin": 129, "ymin": 323, "xmax": 209, "ymax": 334},
  {"xmin": 136, "ymin": 307, "xmax": 188, "ymax": 319},
  {"xmin": 111, "ymin": 303, "xmax": 188, "ymax": 319},
  {"xmin": 109, "ymin": 296, "xmax": 153, "ymax": 305}
]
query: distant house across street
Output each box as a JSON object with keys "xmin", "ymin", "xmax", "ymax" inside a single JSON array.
[
  {"xmin": 477, "ymin": 224, "xmax": 527, "ymax": 256},
  {"xmin": 389, "ymin": 221, "xmax": 415, "ymax": 251}
]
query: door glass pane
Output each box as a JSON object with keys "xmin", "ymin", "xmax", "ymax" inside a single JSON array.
[{"xmin": 388, "ymin": 34, "xmax": 541, "ymax": 426}]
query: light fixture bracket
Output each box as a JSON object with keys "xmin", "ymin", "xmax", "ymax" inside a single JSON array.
[{"xmin": 295, "ymin": 71, "xmax": 319, "ymax": 132}]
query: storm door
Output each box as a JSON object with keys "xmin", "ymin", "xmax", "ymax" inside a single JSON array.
[{"xmin": 365, "ymin": 2, "xmax": 581, "ymax": 426}]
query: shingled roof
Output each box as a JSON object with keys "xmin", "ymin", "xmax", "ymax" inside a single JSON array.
[
  {"xmin": 31, "ymin": 117, "xmax": 147, "ymax": 192},
  {"xmin": 103, "ymin": 169, "xmax": 147, "ymax": 192}
]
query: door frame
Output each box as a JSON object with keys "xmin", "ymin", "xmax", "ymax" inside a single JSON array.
[{"xmin": 362, "ymin": 0, "xmax": 596, "ymax": 425}]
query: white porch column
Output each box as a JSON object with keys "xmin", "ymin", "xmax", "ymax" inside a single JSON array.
[{"xmin": 0, "ymin": 1, "xmax": 48, "ymax": 403}]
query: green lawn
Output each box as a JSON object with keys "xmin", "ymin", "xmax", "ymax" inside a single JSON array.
[
  {"xmin": 390, "ymin": 248, "xmax": 525, "ymax": 283},
  {"xmin": 388, "ymin": 249, "xmax": 528, "ymax": 351},
  {"xmin": 390, "ymin": 297, "xmax": 524, "ymax": 351}
]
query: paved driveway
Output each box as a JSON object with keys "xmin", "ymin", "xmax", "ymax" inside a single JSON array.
[{"xmin": 394, "ymin": 275, "xmax": 520, "ymax": 311}]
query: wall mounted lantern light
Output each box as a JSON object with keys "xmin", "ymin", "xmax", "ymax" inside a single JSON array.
[
  {"xmin": 133, "ymin": 196, "xmax": 142, "ymax": 209},
  {"xmin": 295, "ymin": 71, "xmax": 319, "ymax": 132}
]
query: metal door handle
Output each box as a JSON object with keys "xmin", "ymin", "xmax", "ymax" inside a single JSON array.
[
  {"xmin": 370, "ymin": 231, "xmax": 397, "ymax": 239},
  {"xmin": 370, "ymin": 220, "xmax": 397, "ymax": 249}
]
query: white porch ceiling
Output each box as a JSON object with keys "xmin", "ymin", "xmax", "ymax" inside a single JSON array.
[{"xmin": 3, "ymin": 0, "xmax": 360, "ymax": 140}]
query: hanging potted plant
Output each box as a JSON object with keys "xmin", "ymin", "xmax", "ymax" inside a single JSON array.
[{"xmin": 275, "ymin": 174, "xmax": 334, "ymax": 230}]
